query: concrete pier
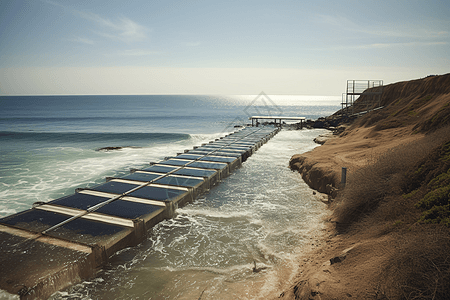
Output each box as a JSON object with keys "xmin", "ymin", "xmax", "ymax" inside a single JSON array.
[{"xmin": 0, "ymin": 126, "xmax": 280, "ymax": 299}]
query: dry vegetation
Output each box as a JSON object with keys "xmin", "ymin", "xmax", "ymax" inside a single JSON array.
[
  {"xmin": 330, "ymin": 126, "xmax": 450, "ymax": 299},
  {"xmin": 332, "ymin": 126, "xmax": 450, "ymax": 229}
]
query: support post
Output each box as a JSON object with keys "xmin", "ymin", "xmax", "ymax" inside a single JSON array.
[{"xmin": 341, "ymin": 167, "xmax": 347, "ymax": 188}]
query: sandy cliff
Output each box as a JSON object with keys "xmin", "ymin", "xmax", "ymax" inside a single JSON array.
[
  {"xmin": 290, "ymin": 73, "xmax": 450, "ymax": 195},
  {"xmin": 279, "ymin": 74, "xmax": 450, "ymax": 300}
]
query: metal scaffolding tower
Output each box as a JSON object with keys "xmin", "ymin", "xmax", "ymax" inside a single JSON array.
[{"xmin": 342, "ymin": 80, "xmax": 384, "ymax": 116}]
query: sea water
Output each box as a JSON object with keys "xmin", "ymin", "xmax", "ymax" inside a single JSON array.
[{"xmin": 0, "ymin": 95, "xmax": 339, "ymax": 299}]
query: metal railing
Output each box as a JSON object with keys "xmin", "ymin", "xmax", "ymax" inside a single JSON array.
[{"xmin": 342, "ymin": 80, "xmax": 384, "ymax": 116}]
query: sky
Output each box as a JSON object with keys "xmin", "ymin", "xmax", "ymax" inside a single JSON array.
[{"xmin": 0, "ymin": 0, "xmax": 449, "ymax": 96}]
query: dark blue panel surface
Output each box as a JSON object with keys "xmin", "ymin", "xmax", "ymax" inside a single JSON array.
[
  {"xmin": 92, "ymin": 181, "xmax": 139, "ymax": 194},
  {"xmin": 46, "ymin": 217, "xmax": 130, "ymax": 246},
  {"xmin": 50, "ymin": 193, "xmax": 109, "ymax": 210},
  {"xmin": 50, "ymin": 192, "xmax": 163, "ymax": 219},
  {"xmin": 196, "ymin": 147, "xmax": 245, "ymax": 153},
  {"xmin": 212, "ymin": 148, "xmax": 246, "ymax": 154},
  {"xmin": 128, "ymin": 185, "xmax": 187, "ymax": 201},
  {"xmin": 175, "ymin": 154, "xmax": 203, "ymax": 160},
  {"xmin": 189, "ymin": 161, "xmax": 227, "ymax": 170},
  {"xmin": 56, "ymin": 217, "xmax": 126, "ymax": 237},
  {"xmin": 0, "ymin": 209, "xmax": 69, "ymax": 232},
  {"xmin": 226, "ymin": 146, "xmax": 251, "ymax": 150},
  {"xmin": 211, "ymin": 152, "xmax": 241, "ymax": 157},
  {"xmin": 213, "ymin": 142, "xmax": 253, "ymax": 147},
  {"xmin": 142, "ymin": 165, "xmax": 178, "ymax": 174},
  {"xmin": 96, "ymin": 200, "xmax": 163, "ymax": 219},
  {"xmin": 185, "ymin": 150, "xmax": 212, "ymax": 155},
  {"xmin": 197, "ymin": 145, "xmax": 222, "ymax": 149},
  {"xmin": 200, "ymin": 156, "xmax": 236, "ymax": 163},
  {"xmin": 158, "ymin": 159, "xmax": 191, "ymax": 167},
  {"xmin": 122, "ymin": 172, "xmax": 161, "ymax": 182},
  {"xmin": 233, "ymin": 142, "xmax": 255, "ymax": 145},
  {"xmin": 173, "ymin": 168, "xmax": 216, "ymax": 178},
  {"xmin": 0, "ymin": 209, "xmax": 129, "ymax": 245},
  {"xmin": 155, "ymin": 176, "xmax": 204, "ymax": 187}
]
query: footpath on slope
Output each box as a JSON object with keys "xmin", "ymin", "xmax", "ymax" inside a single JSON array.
[{"xmin": 276, "ymin": 73, "xmax": 450, "ymax": 300}]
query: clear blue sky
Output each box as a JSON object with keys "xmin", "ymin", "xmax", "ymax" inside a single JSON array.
[{"xmin": 0, "ymin": 0, "xmax": 449, "ymax": 95}]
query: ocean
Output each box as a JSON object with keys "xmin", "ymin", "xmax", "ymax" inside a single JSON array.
[{"xmin": 0, "ymin": 95, "xmax": 339, "ymax": 299}]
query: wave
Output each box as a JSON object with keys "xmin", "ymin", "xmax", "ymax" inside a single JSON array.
[
  {"xmin": 0, "ymin": 131, "xmax": 191, "ymax": 143},
  {"xmin": 0, "ymin": 115, "xmax": 214, "ymax": 121},
  {"xmin": 177, "ymin": 207, "xmax": 253, "ymax": 219}
]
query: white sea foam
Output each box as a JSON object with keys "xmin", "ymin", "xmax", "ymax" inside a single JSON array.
[
  {"xmin": 0, "ymin": 289, "xmax": 19, "ymax": 300},
  {"xmin": 0, "ymin": 133, "xmax": 221, "ymax": 217},
  {"xmin": 0, "ymin": 206, "xmax": 17, "ymax": 216},
  {"xmin": 177, "ymin": 207, "xmax": 253, "ymax": 219}
]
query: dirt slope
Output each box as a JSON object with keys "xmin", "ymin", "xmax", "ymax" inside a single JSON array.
[{"xmin": 290, "ymin": 73, "xmax": 450, "ymax": 194}]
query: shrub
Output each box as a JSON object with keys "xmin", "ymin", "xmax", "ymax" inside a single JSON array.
[
  {"xmin": 428, "ymin": 169, "xmax": 450, "ymax": 189},
  {"xmin": 409, "ymin": 137, "xmax": 450, "ymax": 227},
  {"xmin": 415, "ymin": 185, "xmax": 450, "ymax": 210},
  {"xmin": 381, "ymin": 230, "xmax": 450, "ymax": 300},
  {"xmin": 418, "ymin": 204, "xmax": 450, "ymax": 226}
]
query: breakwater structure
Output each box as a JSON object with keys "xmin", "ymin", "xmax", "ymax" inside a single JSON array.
[
  {"xmin": 249, "ymin": 116, "xmax": 306, "ymax": 128},
  {"xmin": 0, "ymin": 126, "xmax": 280, "ymax": 300}
]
